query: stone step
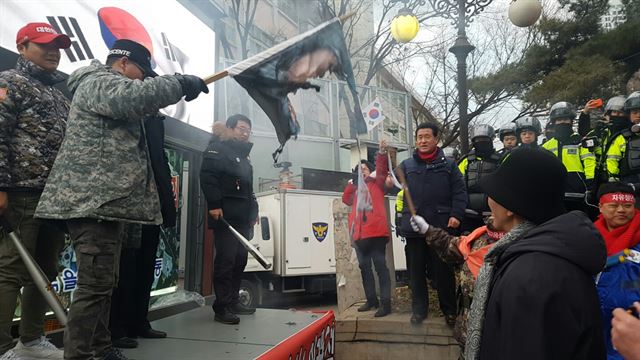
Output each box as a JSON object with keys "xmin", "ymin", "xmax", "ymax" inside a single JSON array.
[{"xmin": 336, "ymin": 306, "xmax": 460, "ymax": 360}]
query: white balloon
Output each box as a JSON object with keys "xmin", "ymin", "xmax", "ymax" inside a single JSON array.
[{"xmin": 508, "ymin": 0, "xmax": 542, "ymax": 27}]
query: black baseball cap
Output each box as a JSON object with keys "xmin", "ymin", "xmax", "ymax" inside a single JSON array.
[{"xmin": 106, "ymin": 39, "xmax": 157, "ymax": 78}]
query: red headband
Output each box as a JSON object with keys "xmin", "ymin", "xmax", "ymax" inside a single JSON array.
[{"xmin": 600, "ymin": 192, "xmax": 635, "ymax": 204}]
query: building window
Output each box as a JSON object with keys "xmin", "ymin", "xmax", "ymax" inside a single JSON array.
[{"xmin": 275, "ymin": 0, "xmax": 298, "ymax": 23}]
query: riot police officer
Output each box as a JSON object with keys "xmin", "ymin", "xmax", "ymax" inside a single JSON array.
[
  {"xmin": 443, "ymin": 147, "xmax": 460, "ymax": 163},
  {"xmin": 542, "ymin": 102, "xmax": 596, "ymax": 213},
  {"xmin": 515, "ymin": 116, "xmax": 542, "ymax": 148},
  {"xmin": 583, "ymin": 96, "xmax": 628, "ymax": 184},
  {"xmin": 605, "ymin": 92, "xmax": 640, "ymax": 186},
  {"xmin": 458, "ymin": 124, "xmax": 502, "ymax": 231},
  {"xmin": 497, "ymin": 122, "xmax": 517, "ymax": 156}
]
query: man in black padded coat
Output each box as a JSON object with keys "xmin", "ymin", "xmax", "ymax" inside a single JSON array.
[{"xmin": 200, "ymin": 114, "xmax": 258, "ymax": 325}]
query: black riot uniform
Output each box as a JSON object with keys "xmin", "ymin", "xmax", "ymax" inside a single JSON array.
[{"xmin": 458, "ymin": 124, "xmax": 501, "ymax": 232}]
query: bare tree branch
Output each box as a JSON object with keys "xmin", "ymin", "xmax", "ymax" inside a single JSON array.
[{"xmin": 230, "ymin": 0, "xmax": 259, "ymax": 60}]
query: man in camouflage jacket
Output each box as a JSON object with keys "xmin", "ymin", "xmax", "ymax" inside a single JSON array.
[
  {"xmin": 0, "ymin": 23, "xmax": 71, "ymax": 360},
  {"xmin": 34, "ymin": 39, "xmax": 208, "ymax": 360},
  {"xmin": 410, "ymin": 216, "xmax": 503, "ymax": 356}
]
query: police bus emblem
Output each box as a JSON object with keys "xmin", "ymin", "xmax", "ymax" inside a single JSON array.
[{"xmin": 312, "ymin": 222, "xmax": 329, "ymax": 242}]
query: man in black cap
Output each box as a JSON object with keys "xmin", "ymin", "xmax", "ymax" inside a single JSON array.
[
  {"xmin": 412, "ymin": 147, "xmax": 606, "ymax": 360},
  {"xmin": 35, "ymin": 39, "xmax": 209, "ymax": 360}
]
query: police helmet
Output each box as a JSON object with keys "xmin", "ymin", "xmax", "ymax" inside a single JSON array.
[
  {"xmin": 470, "ymin": 124, "xmax": 495, "ymax": 142},
  {"xmin": 624, "ymin": 91, "xmax": 640, "ymax": 111},
  {"xmin": 443, "ymin": 147, "xmax": 460, "ymax": 161},
  {"xmin": 515, "ymin": 116, "xmax": 541, "ymax": 135},
  {"xmin": 498, "ymin": 122, "xmax": 517, "ymax": 141},
  {"xmin": 604, "ymin": 96, "xmax": 626, "ymax": 114},
  {"xmin": 549, "ymin": 102, "xmax": 576, "ymax": 122}
]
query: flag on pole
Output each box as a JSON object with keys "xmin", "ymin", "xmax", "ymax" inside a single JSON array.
[
  {"xmin": 225, "ymin": 17, "xmax": 366, "ymax": 161},
  {"xmin": 363, "ymin": 97, "xmax": 385, "ymax": 132},
  {"xmin": 350, "ymin": 164, "xmax": 373, "ymax": 238}
]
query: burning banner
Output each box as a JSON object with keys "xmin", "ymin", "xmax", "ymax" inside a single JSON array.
[{"xmin": 206, "ymin": 15, "xmax": 366, "ymax": 161}]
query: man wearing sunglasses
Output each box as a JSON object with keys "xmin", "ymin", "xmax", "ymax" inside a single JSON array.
[{"xmin": 35, "ymin": 39, "xmax": 208, "ymax": 360}]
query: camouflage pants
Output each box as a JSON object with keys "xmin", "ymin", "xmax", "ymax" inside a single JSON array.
[
  {"xmin": 0, "ymin": 192, "xmax": 65, "ymax": 355},
  {"xmin": 64, "ymin": 219, "xmax": 123, "ymax": 360}
]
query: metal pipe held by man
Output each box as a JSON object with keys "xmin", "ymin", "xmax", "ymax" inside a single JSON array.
[
  {"xmin": 0, "ymin": 216, "xmax": 68, "ymax": 325},
  {"xmin": 220, "ymin": 218, "xmax": 272, "ymax": 270}
]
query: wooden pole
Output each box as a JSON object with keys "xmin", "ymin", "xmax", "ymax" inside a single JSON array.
[
  {"xmin": 394, "ymin": 166, "xmax": 417, "ymax": 217},
  {"xmin": 339, "ymin": 11, "xmax": 356, "ymax": 23},
  {"xmin": 203, "ymin": 70, "xmax": 229, "ymax": 85}
]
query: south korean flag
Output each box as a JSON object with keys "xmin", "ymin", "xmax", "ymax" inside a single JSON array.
[{"xmin": 363, "ymin": 97, "xmax": 385, "ymax": 133}]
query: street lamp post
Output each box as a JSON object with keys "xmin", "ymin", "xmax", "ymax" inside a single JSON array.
[
  {"xmin": 389, "ymin": 0, "xmax": 492, "ymax": 153},
  {"xmin": 449, "ymin": 0, "xmax": 475, "ymax": 153},
  {"xmin": 425, "ymin": 0, "xmax": 493, "ymax": 154},
  {"xmin": 390, "ymin": 0, "xmax": 539, "ymax": 153}
]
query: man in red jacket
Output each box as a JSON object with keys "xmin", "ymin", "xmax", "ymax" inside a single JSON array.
[{"xmin": 342, "ymin": 139, "xmax": 391, "ymax": 317}]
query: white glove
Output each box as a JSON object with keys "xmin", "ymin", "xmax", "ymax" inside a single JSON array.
[{"xmin": 410, "ymin": 215, "xmax": 429, "ymax": 234}]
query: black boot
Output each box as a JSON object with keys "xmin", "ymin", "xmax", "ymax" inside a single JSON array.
[
  {"xmin": 136, "ymin": 328, "xmax": 167, "ymax": 338},
  {"xmin": 410, "ymin": 313, "xmax": 426, "ymax": 324},
  {"xmin": 228, "ymin": 303, "xmax": 256, "ymax": 315},
  {"xmin": 112, "ymin": 337, "xmax": 138, "ymax": 349},
  {"xmin": 214, "ymin": 309, "xmax": 240, "ymax": 325},
  {"xmin": 357, "ymin": 301, "xmax": 378, "ymax": 312},
  {"xmin": 374, "ymin": 300, "xmax": 391, "ymax": 317},
  {"xmin": 445, "ymin": 314, "xmax": 457, "ymax": 327}
]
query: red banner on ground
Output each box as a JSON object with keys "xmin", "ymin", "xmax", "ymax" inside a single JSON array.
[{"xmin": 256, "ymin": 310, "xmax": 335, "ymax": 360}]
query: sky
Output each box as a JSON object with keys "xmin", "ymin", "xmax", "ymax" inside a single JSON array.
[{"xmin": 374, "ymin": 0, "xmax": 557, "ymax": 132}]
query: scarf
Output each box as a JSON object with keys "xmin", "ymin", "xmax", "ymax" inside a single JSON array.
[
  {"xmin": 417, "ymin": 147, "xmax": 439, "ymax": 163},
  {"xmin": 486, "ymin": 229, "xmax": 505, "ymax": 240},
  {"xmin": 594, "ymin": 210, "xmax": 640, "ymax": 256},
  {"xmin": 465, "ymin": 221, "xmax": 536, "ymax": 360},
  {"xmin": 458, "ymin": 226, "xmax": 505, "ymax": 279}
]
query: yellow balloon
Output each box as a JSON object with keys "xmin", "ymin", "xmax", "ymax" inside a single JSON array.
[{"xmin": 391, "ymin": 14, "xmax": 419, "ymax": 43}]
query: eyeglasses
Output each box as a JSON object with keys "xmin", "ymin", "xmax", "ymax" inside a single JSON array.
[{"xmin": 236, "ymin": 127, "xmax": 252, "ymax": 135}]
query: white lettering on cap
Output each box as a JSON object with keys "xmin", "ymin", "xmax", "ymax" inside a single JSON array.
[
  {"xmin": 35, "ymin": 26, "xmax": 56, "ymax": 34},
  {"xmin": 109, "ymin": 49, "xmax": 132, "ymax": 57}
]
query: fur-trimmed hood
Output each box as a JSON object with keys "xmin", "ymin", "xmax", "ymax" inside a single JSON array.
[
  {"xmin": 212, "ymin": 122, "xmax": 236, "ymax": 141},
  {"xmin": 209, "ymin": 122, "xmax": 253, "ymax": 157}
]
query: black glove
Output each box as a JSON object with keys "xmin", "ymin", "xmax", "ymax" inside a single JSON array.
[{"xmin": 175, "ymin": 74, "xmax": 209, "ymax": 102}]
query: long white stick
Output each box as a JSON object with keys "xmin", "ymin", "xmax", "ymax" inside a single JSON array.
[
  {"xmin": 0, "ymin": 217, "xmax": 67, "ymax": 325},
  {"xmin": 220, "ymin": 218, "xmax": 272, "ymax": 270}
]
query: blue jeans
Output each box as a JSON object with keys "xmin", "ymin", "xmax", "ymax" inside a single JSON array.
[{"xmin": 354, "ymin": 237, "xmax": 390, "ymax": 305}]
